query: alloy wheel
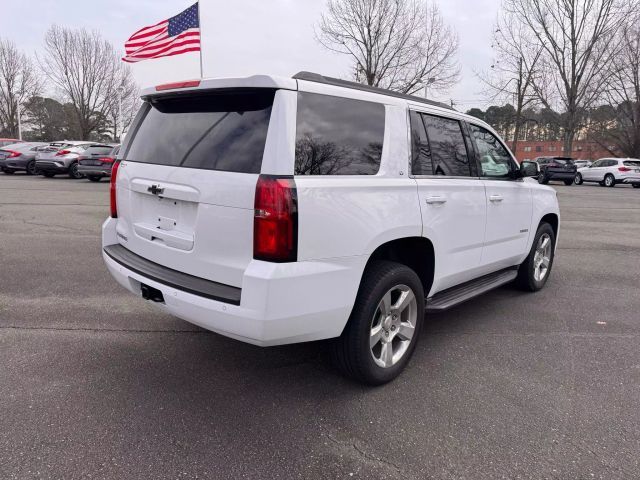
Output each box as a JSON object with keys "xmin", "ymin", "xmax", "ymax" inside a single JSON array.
[
  {"xmin": 533, "ymin": 233, "xmax": 552, "ymax": 282},
  {"xmin": 369, "ymin": 284, "xmax": 418, "ymax": 369}
]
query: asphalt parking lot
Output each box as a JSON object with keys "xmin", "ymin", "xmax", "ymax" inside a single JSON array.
[{"xmin": 1, "ymin": 174, "xmax": 639, "ymax": 479}]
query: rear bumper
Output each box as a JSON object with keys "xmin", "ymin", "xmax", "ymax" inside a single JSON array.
[
  {"xmin": 36, "ymin": 161, "xmax": 69, "ymax": 173},
  {"xmin": 1, "ymin": 158, "xmax": 29, "ymax": 170},
  {"xmin": 78, "ymin": 165, "xmax": 112, "ymax": 177},
  {"xmin": 102, "ymin": 218, "xmax": 364, "ymax": 346},
  {"xmin": 545, "ymin": 171, "xmax": 576, "ymax": 181}
]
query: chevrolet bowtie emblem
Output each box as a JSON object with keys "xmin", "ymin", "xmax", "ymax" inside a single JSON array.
[{"xmin": 148, "ymin": 184, "xmax": 164, "ymax": 195}]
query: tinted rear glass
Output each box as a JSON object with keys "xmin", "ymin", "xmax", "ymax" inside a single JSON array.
[
  {"xmin": 553, "ymin": 159, "xmax": 573, "ymax": 165},
  {"xmin": 125, "ymin": 90, "xmax": 275, "ymax": 174},
  {"xmin": 421, "ymin": 114, "xmax": 471, "ymax": 176},
  {"xmin": 85, "ymin": 146, "xmax": 114, "ymax": 156},
  {"xmin": 295, "ymin": 92, "xmax": 385, "ymax": 175},
  {"xmin": 624, "ymin": 161, "xmax": 640, "ymax": 167}
]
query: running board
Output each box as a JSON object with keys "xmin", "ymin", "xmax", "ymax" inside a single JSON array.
[{"xmin": 426, "ymin": 268, "xmax": 518, "ymax": 312}]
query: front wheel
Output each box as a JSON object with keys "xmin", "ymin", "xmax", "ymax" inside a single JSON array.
[
  {"xmin": 516, "ymin": 223, "xmax": 556, "ymax": 292},
  {"xmin": 42, "ymin": 172, "xmax": 55, "ymax": 178},
  {"xmin": 574, "ymin": 173, "xmax": 583, "ymax": 185},
  {"xmin": 3, "ymin": 169, "xmax": 15, "ymax": 175},
  {"xmin": 633, "ymin": 184, "xmax": 640, "ymax": 189},
  {"xmin": 564, "ymin": 179, "xmax": 573, "ymax": 186},
  {"xmin": 330, "ymin": 261, "xmax": 425, "ymax": 385},
  {"xmin": 604, "ymin": 174, "xmax": 615, "ymax": 187},
  {"xmin": 538, "ymin": 173, "xmax": 549, "ymax": 185}
]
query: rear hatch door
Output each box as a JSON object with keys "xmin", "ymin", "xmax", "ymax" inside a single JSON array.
[{"xmin": 114, "ymin": 89, "xmax": 277, "ymax": 288}]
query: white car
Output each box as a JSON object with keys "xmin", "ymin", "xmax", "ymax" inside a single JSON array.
[
  {"xmin": 575, "ymin": 157, "xmax": 640, "ymax": 188},
  {"xmin": 102, "ymin": 73, "xmax": 560, "ymax": 384},
  {"xmin": 35, "ymin": 141, "xmax": 94, "ymax": 179}
]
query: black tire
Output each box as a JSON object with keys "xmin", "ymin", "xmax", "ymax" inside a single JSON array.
[
  {"xmin": 538, "ymin": 173, "xmax": 549, "ymax": 185},
  {"xmin": 42, "ymin": 172, "xmax": 55, "ymax": 178},
  {"xmin": 3, "ymin": 169, "xmax": 15, "ymax": 175},
  {"xmin": 563, "ymin": 179, "xmax": 573, "ymax": 186},
  {"xmin": 516, "ymin": 223, "xmax": 556, "ymax": 292},
  {"xmin": 68, "ymin": 162, "xmax": 83, "ymax": 179},
  {"xmin": 330, "ymin": 260, "xmax": 425, "ymax": 385},
  {"xmin": 604, "ymin": 174, "xmax": 615, "ymax": 187},
  {"xmin": 633, "ymin": 184, "xmax": 640, "ymax": 189},
  {"xmin": 574, "ymin": 173, "xmax": 583, "ymax": 185},
  {"xmin": 26, "ymin": 160, "xmax": 37, "ymax": 176},
  {"xmin": 87, "ymin": 176, "xmax": 102, "ymax": 182}
]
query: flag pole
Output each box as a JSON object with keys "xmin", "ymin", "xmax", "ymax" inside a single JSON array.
[{"xmin": 197, "ymin": 1, "xmax": 204, "ymax": 79}]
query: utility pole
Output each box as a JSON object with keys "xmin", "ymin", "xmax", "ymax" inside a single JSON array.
[{"xmin": 16, "ymin": 101, "xmax": 22, "ymax": 140}]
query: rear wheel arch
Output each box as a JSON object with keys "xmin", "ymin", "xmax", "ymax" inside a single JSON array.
[{"xmin": 363, "ymin": 237, "xmax": 435, "ymax": 299}]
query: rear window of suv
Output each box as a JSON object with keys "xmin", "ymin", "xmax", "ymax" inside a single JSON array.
[
  {"xmin": 295, "ymin": 92, "xmax": 385, "ymax": 175},
  {"xmin": 84, "ymin": 146, "xmax": 114, "ymax": 156},
  {"xmin": 623, "ymin": 160, "xmax": 640, "ymax": 167},
  {"xmin": 124, "ymin": 90, "xmax": 275, "ymax": 174}
]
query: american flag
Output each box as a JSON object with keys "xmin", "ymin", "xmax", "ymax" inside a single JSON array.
[{"xmin": 123, "ymin": 3, "xmax": 200, "ymax": 63}]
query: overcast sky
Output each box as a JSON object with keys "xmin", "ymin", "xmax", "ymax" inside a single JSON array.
[{"xmin": 0, "ymin": 0, "xmax": 501, "ymax": 110}]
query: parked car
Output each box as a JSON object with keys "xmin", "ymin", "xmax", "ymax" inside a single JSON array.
[
  {"xmin": 0, "ymin": 138, "xmax": 23, "ymax": 148},
  {"xmin": 0, "ymin": 142, "xmax": 49, "ymax": 175},
  {"xmin": 78, "ymin": 144, "xmax": 120, "ymax": 182},
  {"xmin": 575, "ymin": 158, "xmax": 640, "ymax": 187},
  {"xmin": 35, "ymin": 141, "xmax": 93, "ymax": 179},
  {"xmin": 574, "ymin": 159, "xmax": 592, "ymax": 169},
  {"xmin": 102, "ymin": 73, "xmax": 560, "ymax": 385},
  {"xmin": 534, "ymin": 156, "xmax": 578, "ymax": 185}
]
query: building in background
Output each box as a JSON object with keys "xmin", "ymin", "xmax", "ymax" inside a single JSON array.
[{"xmin": 512, "ymin": 140, "xmax": 619, "ymax": 162}]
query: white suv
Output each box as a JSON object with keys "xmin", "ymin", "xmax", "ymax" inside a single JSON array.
[
  {"xmin": 575, "ymin": 158, "xmax": 640, "ymax": 188},
  {"xmin": 102, "ymin": 73, "xmax": 560, "ymax": 384}
]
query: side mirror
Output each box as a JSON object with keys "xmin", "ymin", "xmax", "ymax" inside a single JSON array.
[{"xmin": 520, "ymin": 161, "xmax": 538, "ymax": 178}]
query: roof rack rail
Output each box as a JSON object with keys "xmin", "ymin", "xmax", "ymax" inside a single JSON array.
[{"xmin": 293, "ymin": 71, "xmax": 453, "ymax": 111}]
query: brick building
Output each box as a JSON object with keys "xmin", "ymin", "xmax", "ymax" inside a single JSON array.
[{"xmin": 512, "ymin": 140, "xmax": 618, "ymax": 162}]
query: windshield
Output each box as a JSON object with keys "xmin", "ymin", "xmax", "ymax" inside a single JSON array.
[{"xmin": 124, "ymin": 90, "xmax": 275, "ymax": 174}]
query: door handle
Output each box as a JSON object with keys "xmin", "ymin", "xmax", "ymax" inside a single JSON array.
[
  {"xmin": 489, "ymin": 195, "xmax": 504, "ymax": 203},
  {"xmin": 426, "ymin": 196, "xmax": 447, "ymax": 205}
]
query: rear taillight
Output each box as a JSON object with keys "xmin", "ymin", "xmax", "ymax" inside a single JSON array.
[
  {"xmin": 99, "ymin": 157, "xmax": 115, "ymax": 164},
  {"xmin": 56, "ymin": 149, "xmax": 71, "ymax": 156},
  {"xmin": 253, "ymin": 175, "xmax": 298, "ymax": 263},
  {"xmin": 6, "ymin": 150, "xmax": 20, "ymax": 158},
  {"xmin": 618, "ymin": 166, "xmax": 631, "ymax": 172},
  {"xmin": 110, "ymin": 160, "xmax": 121, "ymax": 218}
]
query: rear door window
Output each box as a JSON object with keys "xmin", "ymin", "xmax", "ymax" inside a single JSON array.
[
  {"xmin": 125, "ymin": 90, "xmax": 275, "ymax": 174},
  {"xmin": 295, "ymin": 92, "xmax": 385, "ymax": 175},
  {"xmin": 420, "ymin": 114, "xmax": 471, "ymax": 176}
]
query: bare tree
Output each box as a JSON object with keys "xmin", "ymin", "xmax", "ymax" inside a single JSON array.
[
  {"xmin": 318, "ymin": 0, "xmax": 459, "ymax": 95},
  {"xmin": 39, "ymin": 26, "xmax": 138, "ymax": 140},
  {"xmin": 477, "ymin": 11, "xmax": 543, "ymax": 152},
  {"xmin": 590, "ymin": 25, "xmax": 640, "ymax": 157},
  {"xmin": 503, "ymin": 0, "xmax": 633, "ymax": 153},
  {"xmin": 0, "ymin": 38, "xmax": 41, "ymax": 138}
]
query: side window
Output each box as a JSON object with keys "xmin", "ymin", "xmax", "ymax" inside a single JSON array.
[
  {"xmin": 295, "ymin": 92, "xmax": 385, "ymax": 175},
  {"xmin": 469, "ymin": 124, "xmax": 515, "ymax": 178},
  {"xmin": 421, "ymin": 114, "xmax": 471, "ymax": 176},
  {"xmin": 409, "ymin": 111, "xmax": 433, "ymax": 175}
]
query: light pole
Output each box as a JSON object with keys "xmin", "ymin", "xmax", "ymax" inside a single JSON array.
[
  {"xmin": 117, "ymin": 86, "xmax": 124, "ymax": 142},
  {"xmin": 422, "ymin": 77, "xmax": 436, "ymax": 99},
  {"xmin": 16, "ymin": 101, "xmax": 22, "ymax": 140}
]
